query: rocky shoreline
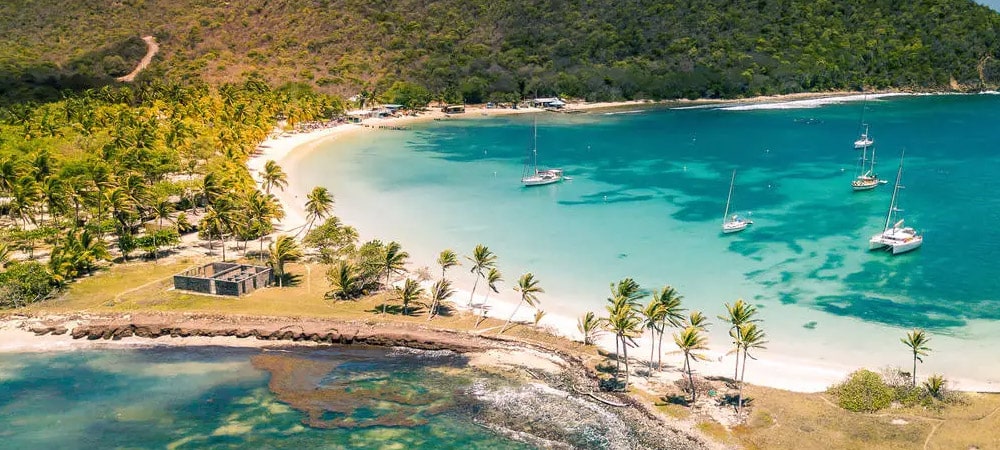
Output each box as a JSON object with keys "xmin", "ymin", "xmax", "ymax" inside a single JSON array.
[{"xmin": 2, "ymin": 311, "xmax": 717, "ymax": 449}]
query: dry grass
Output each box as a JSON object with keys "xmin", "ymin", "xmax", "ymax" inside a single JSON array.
[{"xmin": 731, "ymin": 385, "xmax": 1000, "ymax": 450}]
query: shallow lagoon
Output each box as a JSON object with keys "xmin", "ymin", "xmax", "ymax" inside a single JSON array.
[{"xmin": 293, "ymin": 94, "xmax": 1000, "ymax": 388}]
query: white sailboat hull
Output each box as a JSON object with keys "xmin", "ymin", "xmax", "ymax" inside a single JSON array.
[
  {"xmin": 522, "ymin": 169, "xmax": 564, "ymax": 186},
  {"xmin": 854, "ymin": 138, "xmax": 873, "ymax": 149},
  {"xmin": 869, "ymin": 227, "xmax": 923, "ymax": 254},
  {"xmin": 722, "ymin": 219, "xmax": 752, "ymax": 233}
]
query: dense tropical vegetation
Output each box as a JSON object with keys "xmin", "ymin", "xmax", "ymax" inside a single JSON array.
[
  {"xmin": 0, "ymin": 77, "xmax": 341, "ymax": 303},
  {"xmin": 1, "ymin": 0, "xmax": 999, "ymax": 106}
]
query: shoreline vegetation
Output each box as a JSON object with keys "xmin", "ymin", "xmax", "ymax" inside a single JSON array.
[
  {"xmin": 0, "ymin": 76, "xmax": 997, "ymax": 446},
  {"xmin": 2, "ymin": 1, "xmax": 999, "ymax": 445},
  {"xmin": 2, "ymin": 86, "xmax": 999, "ymax": 449}
]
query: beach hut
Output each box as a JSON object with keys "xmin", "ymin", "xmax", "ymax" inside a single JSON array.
[
  {"xmin": 530, "ymin": 97, "xmax": 566, "ymax": 109},
  {"xmin": 441, "ymin": 105, "xmax": 466, "ymax": 114}
]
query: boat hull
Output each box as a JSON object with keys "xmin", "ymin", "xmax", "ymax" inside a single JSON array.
[
  {"xmin": 522, "ymin": 168, "xmax": 564, "ymax": 186},
  {"xmin": 722, "ymin": 220, "xmax": 751, "ymax": 233},
  {"xmin": 852, "ymin": 181, "xmax": 878, "ymax": 191},
  {"xmin": 522, "ymin": 176, "xmax": 562, "ymax": 186},
  {"xmin": 869, "ymin": 228, "xmax": 923, "ymax": 254}
]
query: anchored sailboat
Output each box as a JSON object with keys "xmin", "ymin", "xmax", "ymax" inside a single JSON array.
[
  {"xmin": 851, "ymin": 145, "xmax": 881, "ymax": 191},
  {"xmin": 722, "ymin": 170, "xmax": 752, "ymax": 234},
  {"xmin": 869, "ymin": 152, "xmax": 922, "ymax": 254},
  {"xmin": 521, "ymin": 115, "xmax": 564, "ymax": 187},
  {"xmin": 853, "ymin": 95, "xmax": 874, "ymax": 149}
]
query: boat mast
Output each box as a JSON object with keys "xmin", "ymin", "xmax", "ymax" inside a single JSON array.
[
  {"xmin": 723, "ymin": 170, "xmax": 736, "ymax": 223},
  {"xmin": 868, "ymin": 145, "xmax": 877, "ymax": 176},
  {"xmin": 532, "ymin": 115, "xmax": 539, "ymax": 175},
  {"xmin": 883, "ymin": 153, "xmax": 905, "ymax": 231},
  {"xmin": 858, "ymin": 145, "xmax": 868, "ymax": 177}
]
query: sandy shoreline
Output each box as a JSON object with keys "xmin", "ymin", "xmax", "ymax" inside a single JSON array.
[
  {"xmin": 241, "ymin": 93, "xmax": 1000, "ymax": 394},
  {"xmin": 8, "ymin": 92, "xmax": 990, "ymax": 395}
]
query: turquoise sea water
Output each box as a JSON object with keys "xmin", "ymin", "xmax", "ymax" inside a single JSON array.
[
  {"xmin": 292, "ymin": 94, "xmax": 1000, "ymax": 386},
  {"xmin": 0, "ymin": 346, "xmax": 534, "ymax": 449}
]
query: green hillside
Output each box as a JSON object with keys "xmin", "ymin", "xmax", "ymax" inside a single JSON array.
[{"xmin": 2, "ymin": 0, "xmax": 1000, "ymax": 102}]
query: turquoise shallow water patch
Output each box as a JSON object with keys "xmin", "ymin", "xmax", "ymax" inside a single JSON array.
[
  {"xmin": 292, "ymin": 94, "xmax": 1000, "ymax": 383},
  {"xmin": 0, "ymin": 347, "xmax": 531, "ymax": 449}
]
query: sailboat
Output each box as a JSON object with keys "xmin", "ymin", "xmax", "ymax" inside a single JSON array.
[
  {"xmin": 853, "ymin": 95, "xmax": 874, "ymax": 149},
  {"xmin": 722, "ymin": 170, "xmax": 752, "ymax": 234},
  {"xmin": 521, "ymin": 115, "xmax": 564, "ymax": 186},
  {"xmin": 854, "ymin": 124, "xmax": 874, "ymax": 149},
  {"xmin": 851, "ymin": 145, "xmax": 880, "ymax": 191},
  {"xmin": 869, "ymin": 153, "xmax": 922, "ymax": 254}
]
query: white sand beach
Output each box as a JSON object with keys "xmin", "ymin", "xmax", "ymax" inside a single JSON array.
[{"xmin": 250, "ymin": 95, "xmax": 996, "ymax": 394}]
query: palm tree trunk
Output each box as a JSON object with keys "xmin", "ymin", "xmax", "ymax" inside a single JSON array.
[
  {"xmin": 912, "ymin": 354, "xmax": 917, "ymax": 387},
  {"xmin": 649, "ymin": 329, "xmax": 656, "ymax": 371},
  {"xmin": 686, "ymin": 353, "xmax": 696, "ymax": 403},
  {"xmin": 476, "ymin": 291, "xmax": 492, "ymax": 328},
  {"xmin": 657, "ymin": 320, "xmax": 666, "ymax": 370},
  {"xmin": 427, "ymin": 297, "xmax": 438, "ymax": 321},
  {"xmin": 382, "ymin": 270, "xmax": 390, "ymax": 314},
  {"xmin": 499, "ymin": 299, "xmax": 523, "ymax": 334},
  {"xmin": 468, "ymin": 275, "xmax": 480, "ymax": 306},
  {"xmin": 739, "ymin": 348, "xmax": 749, "ymax": 413},
  {"xmin": 614, "ymin": 333, "xmax": 621, "ymax": 374},
  {"xmin": 733, "ymin": 343, "xmax": 741, "ymax": 382},
  {"xmin": 623, "ymin": 341, "xmax": 630, "ymax": 391}
]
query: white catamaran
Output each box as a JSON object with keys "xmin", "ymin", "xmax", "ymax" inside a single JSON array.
[
  {"xmin": 521, "ymin": 115, "xmax": 564, "ymax": 186},
  {"xmin": 722, "ymin": 170, "xmax": 752, "ymax": 233},
  {"xmin": 869, "ymin": 153, "xmax": 922, "ymax": 254}
]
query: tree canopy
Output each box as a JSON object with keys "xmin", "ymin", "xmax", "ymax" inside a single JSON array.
[{"xmin": 1, "ymin": 0, "xmax": 999, "ymax": 105}]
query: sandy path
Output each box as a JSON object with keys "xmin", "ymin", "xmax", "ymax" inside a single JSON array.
[{"xmin": 117, "ymin": 35, "xmax": 159, "ymax": 82}]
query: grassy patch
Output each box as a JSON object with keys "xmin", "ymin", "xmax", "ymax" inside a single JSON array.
[{"xmin": 731, "ymin": 385, "xmax": 1000, "ymax": 449}]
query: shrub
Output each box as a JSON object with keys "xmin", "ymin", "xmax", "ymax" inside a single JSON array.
[
  {"xmin": 829, "ymin": 369, "xmax": 894, "ymax": 412},
  {"xmin": 0, "ymin": 261, "xmax": 56, "ymax": 308}
]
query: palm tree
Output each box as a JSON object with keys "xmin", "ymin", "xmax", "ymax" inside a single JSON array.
[
  {"xmin": 327, "ymin": 262, "xmax": 363, "ymax": 300},
  {"xmin": 687, "ymin": 311, "xmax": 710, "ymax": 331},
  {"xmin": 437, "ymin": 249, "xmax": 459, "ymax": 279},
  {"xmin": 500, "ymin": 273, "xmax": 543, "ymax": 334},
  {"xmin": 303, "ymin": 186, "xmax": 334, "ymax": 235},
  {"xmin": 641, "ymin": 300, "xmax": 666, "ymax": 370},
  {"xmin": 606, "ymin": 302, "xmax": 642, "ymax": 390},
  {"xmin": 396, "ymin": 278, "xmax": 424, "ymax": 315},
  {"xmin": 197, "ymin": 172, "xmax": 223, "ymax": 211},
  {"xmin": 901, "ymin": 329, "xmax": 932, "ymax": 387},
  {"xmin": 39, "ymin": 177, "xmax": 66, "ymax": 224},
  {"xmin": 533, "ymin": 310, "xmax": 546, "ymax": 328},
  {"xmin": 465, "ymin": 244, "xmax": 497, "ymax": 306},
  {"xmin": 923, "ymin": 374, "xmax": 947, "ymax": 400},
  {"xmin": 379, "ymin": 241, "xmax": 409, "ymax": 314},
  {"xmin": 736, "ymin": 322, "xmax": 768, "ymax": 413},
  {"xmin": 605, "ymin": 278, "xmax": 643, "ymax": 373},
  {"xmin": 674, "ymin": 326, "xmax": 710, "ymax": 403},
  {"xmin": 426, "ymin": 278, "xmax": 455, "ymax": 320},
  {"xmin": 577, "ymin": 311, "xmax": 604, "ymax": 345},
  {"xmin": 261, "ymin": 160, "xmax": 288, "ymax": 194},
  {"xmin": 246, "ymin": 191, "xmax": 283, "ymax": 259},
  {"xmin": 719, "ymin": 299, "xmax": 759, "ymax": 381},
  {"xmin": 268, "ymin": 235, "xmax": 303, "ymax": 287},
  {"xmin": 476, "ymin": 267, "xmax": 503, "ymax": 327},
  {"xmin": 653, "ymin": 285, "xmax": 686, "ymax": 370}
]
